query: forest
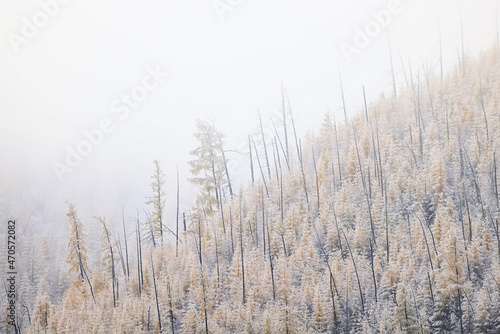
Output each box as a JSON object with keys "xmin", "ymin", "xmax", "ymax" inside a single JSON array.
[{"xmin": 3, "ymin": 44, "xmax": 500, "ymax": 333}]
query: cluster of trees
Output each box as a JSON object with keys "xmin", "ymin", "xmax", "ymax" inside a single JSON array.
[{"xmin": 4, "ymin": 46, "xmax": 500, "ymax": 333}]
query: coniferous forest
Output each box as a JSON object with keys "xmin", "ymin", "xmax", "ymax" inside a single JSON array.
[{"xmin": 4, "ymin": 44, "xmax": 500, "ymax": 333}]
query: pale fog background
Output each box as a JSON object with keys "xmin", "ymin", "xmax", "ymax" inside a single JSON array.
[{"xmin": 0, "ymin": 0, "xmax": 498, "ymax": 239}]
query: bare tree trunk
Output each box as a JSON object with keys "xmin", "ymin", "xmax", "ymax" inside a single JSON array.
[
  {"xmin": 288, "ymin": 97, "xmax": 310, "ymax": 209},
  {"xmin": 428, "ymin": 272, "xmax": 434, "ymax": 305},
  {"xmin": 369, "ymin": 238, "xmax": 378, "ymax": 303},
  {"xmin": 272, "ymin": 120, "xmax": 290, "ymax": 171},
  {"xmin": 266, "ymin": 214, "xmax": 276, "ymax": 302},
  {"xmin": 281, "ymin": 81, "xmax": 289, "ymax": 163},
  {"xmin": 458, "ymin": 187, "xmax": 472, "ymax": 279},
  {"xmin": 71, "ymin": 215, "xmax": 96, "ymax": 303},
  {"xmin": 332, "ymin": 203, "xmax": 344, "ymax": 258},
  {"xmin": 272, "ymin": 138, "xmax": 280, "ymax": 186},
  {"xmin": 341, "ymin": 228, "xmax": 364, "ymax": 313},
  {"xmin": 417, "ymin": 216, "xmax": 434, "ymax": 270},
  {"xmin": 150, "ymin": 252, "xmax": 162, "ymax": 333},
  {"xmin": 385, "ymin": 181, "xmax": 389, "ymax": 264},
  {"xmin": 312, "ymin": 148, "xmax": 320, "ymax": 214},
  {"xmin": 392, "ymin": 31, "xmax": 409, "ymax": 87},
  {"xmin": 249, "ymin": 135, "xmax": 255, "ymax": 184},
  {"xmin": 446, "ymin": 106, "xmax": 450, "ymax": 142},
  {"xmin": 168, "ymin": 283, "xmax": 175, "ymax": 334},
  {"xmin": 494, "ymin": 152, "xmax": 499, "ymax": 208},
  {"xmin": 387, "ymin": 32, "xmax": 397, "ymax": 98},
  {"xmin": 459, "ymin": 8, "xmax": 466, "ymax": 78},
  {"xmin": 251, "ymin": 136, "xmax": 269, "ymax": 196},
  {"xmin": 164, "ymin": 265, "xmax": 175, "ymax": 334},
  {"xmin": 369, "ymin": 118, "xmax": 379, "ymax": 183},
  {"xmin": 422, "ymin": 59, "xmax": 434, "ymax": 117},
  {"xmin": 420, "ymin": 207, "xmax": 439, "ymax": 259},
  {"xmin": 218, "ymin": 134, "xmax": 234, "ymax": 198},
  {"xmin": 460, "ymin": 139, "xmax": 486, "ymax": 219},
  {"xmin": 280, "ymin": 170, "xmax": 287, "ymax": 257},
  {"xmin": 239, "ymin": 199, "xmax": 246, "ymax": 304},
  {"xmin": 99, "ymin": 217, "xmax": 116, "ymax": 307},
  {"xmin": 214, "ymin": 223, "xmax": 220, "ymax": 286},
  {"xmin": 219, "ymin": 184, "xmax": 226, "ymax": 234},
  {"xmin": 136, "ymin": 211, "xmax": 143, "ymax": 295},
  {"xmin": 437, "ymin": 2, "xmax": 443, "ymax": 80},
  {"xmin": 122, "ymin": 208, "xmax": 130, "ymax": 278},
  {"xmin": 479, "ymin": 78, "xmax": 489, "ymax": 141},
  {"xmin": 176, "ymin": 168, "xmax": 180, "ymax": 257},
  {"xmin": 299, "ymin": 139, "xmax": 310, "ymax": 210},
  {"xmin": 338, "ymin": 67, "xmax": 347, "ymax": 119},
  {"xmin": 262, "ymin": 186, "xmax": 266, "ymax": 256},
  {"xmin": 311, "ymin": 218, "xmax": 339, "ymax": 321},
  {"xmin": 209, "ymin": 141, "xmax": 221, "ymax": 208},
  {"xmin": 229, "ymin": 206, "xmax": 234, "ymax": 255},
  {"xmin": 363, "ymin": 85, "xmax": 369, "ymax": 123},
  {"xmin": 376, "ymin": 117, "xmax": 384, "ymax": 196},
  {"xmin": 194, "ymin": 208, "xmax": 209, "ymax": 334},
  {"xmin": 333, "ymin": 114, "xmax": 342, "ymax": 187},
  {"xmin": 117, "ymin": 237, "xmax": 127, "ymax": 277},
  {"xmin": 258, "ymin": 111, "xmax": 272, "ymax": 179},
  {"xmin": 352, "ymin": 124, "xmax": 377, "ymax": 246}
]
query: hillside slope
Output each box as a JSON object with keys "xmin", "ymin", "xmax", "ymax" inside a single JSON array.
[{"xmin": 13, "ymin": 45, "xmax": 500, "ymax": 333}]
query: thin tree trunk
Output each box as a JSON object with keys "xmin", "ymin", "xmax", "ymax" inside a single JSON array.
[
  {"xmin": 311, "ymin": 219, "xmax": 338, "ymax": 321},
  {"xmin": 338, "ymin": 67, "xmax": 348, "ymax": 119},
  {"xmin": 219, "ymin": 184, "xmax": 226, "ymax": 234},
  {"xmin": 258, "ymin": 111, "xmax": 272, "ymax": 179},
  {"xmin": 249, "ymin": 135, "xmax": 255, "ymax": 184},
  {"xmin": 479, "ymin": 77, "xmax": 489, "ymax": 141},
  {"xmin": 369, "ymin": 238, "xmax": 378, "ymax": 303},
  {"xmin": 99, "ymin": 217, "xmax": 116, "ymax": 307},
  {"xmin": 136, "ymin": 213, "xmax": 142, "ymax": 296},
  {"xmin": 176, "ymin": 167, "xmax": 180, "ymax": 257},
  {"xmin": 299, "ymin": 139, "xmax": 310, "ymax": 211},
  {"xmin": 385, "ymin": 181, "xmax": 389, "ymax": 264},
  {"xmin": 281, "ymin": 81, "xmax": 290, "ymax": 163},
  {"xmin": 272, "ymin": 120, "xmax": 290, "ymax": 171},
  {"xmin": 417, "ymin": 216, "xmax": 434, "ymax": 270},
  {"xmin": 122, "ymin": 208, "xmax": 130, "ymax": 278},
  {"xmin": 272, "ymin": 138, "xmax": 280, "ymax": 186},
  {"xmin": 150, "ymin": 252, "xmax": 162, "ymax": 333},
  {"xmin": 251, "ymin": 136, "xmax": 269, "ymax": 196},
  {"xmin": 165, "ymin": 265, "xmax": 175, "ymax": 334},
  {"xmin": 333, "ymin": 114, "xmax": 342, "ymax": 187},
  {"xmin": 262, "ymin": 186, "xmax": 266, "ymax": 256},
  {"xmin": 312, "ymin": 148, "xmax": 320, "ymax": 214},
  {"xmin": 218, "ymin": 134, "xmax": 234, "ymax": 198},
  {"xmin": 341, "ymin": 228, "xmax": 364, "ymax": 313},
  {"xmin": 264, "ymin": 188, "xmax": 276, "ymax": 302},
  {"xmin": 332, "ymin": 203, "xmax": 344, "ymax": 258},
  {"xmin": 239, "ymin": 199, "xmax": 246, "ymax": 304},
  {"xmin": 363, "ymin": 85, "xmax": 369, "ymax": 123},
  {"xmin": 352, "ymin": 124, "xmax": 377, "ymax": 246},
  {"xmin": 289, "ymin": 101, "xmax": 310, "ymax": 208},
  {"xmin": 437, "ymin": 2, "xmax": 443, "ymax": 80},
  {"xmin": 428, "ymin": 272, "xmax": 434, "ymax": 305},
  {"xmin": 230, "ymin": 206, "xmax": 235, "ymax": 255},
  {"xmin": 387, "ymin": 32, "xmax": 397, "ymax": 98},
  {"xmin": 422, "ymin": 60, "xmax": 434, "ymax": 117}
]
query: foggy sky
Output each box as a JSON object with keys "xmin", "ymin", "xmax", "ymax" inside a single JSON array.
[{"xmin": 0, "ymin": 0, "xmax": 498, "ymax": 233}]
